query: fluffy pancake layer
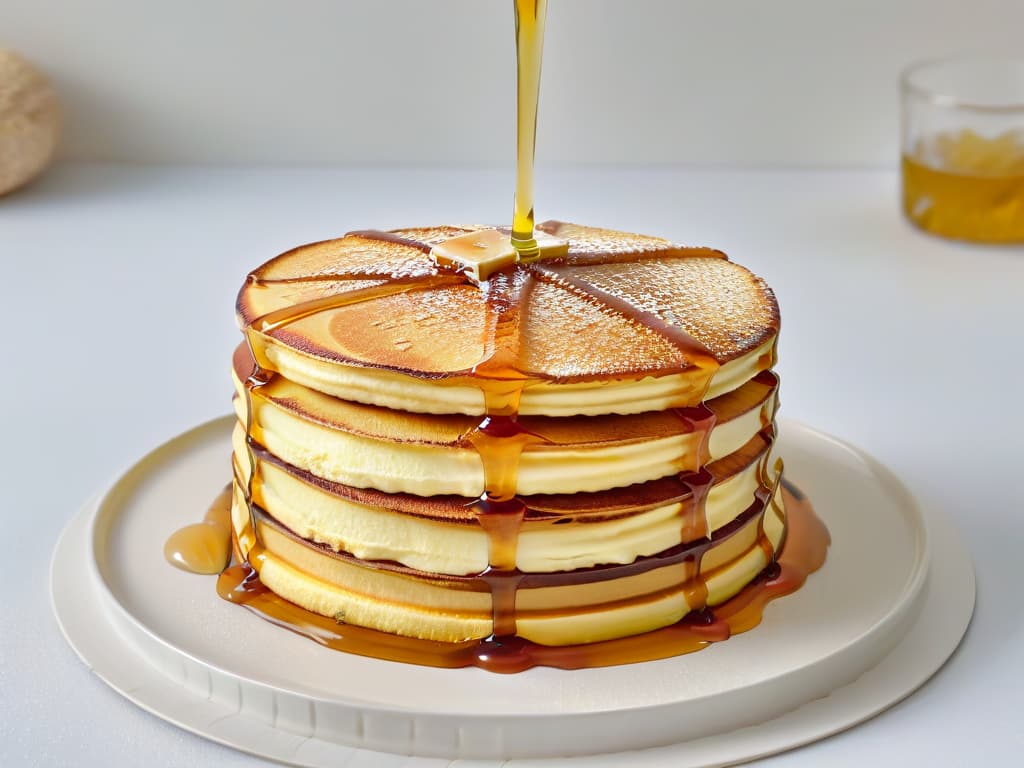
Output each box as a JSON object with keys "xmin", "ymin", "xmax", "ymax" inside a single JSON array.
[
  {"xmin": 232, "ymin": 344, "xmax": 778, "ymax": 497},
  {"xmin": 232, "ymin": 424, "xmax": 777, "ymax": 575}
]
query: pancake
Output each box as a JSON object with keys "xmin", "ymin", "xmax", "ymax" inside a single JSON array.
[
  {"xmin": 224, "ymin": 222, "xmax": 802, "ymax": 653},
  {"xmin": 236, "ymin": 222, "xmax": 779, "ymax": 417}
]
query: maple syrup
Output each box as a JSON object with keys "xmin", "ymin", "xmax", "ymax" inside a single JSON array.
[{"xmin": 163, "ymin": 485, "xmax": 233, "ymax": 574}]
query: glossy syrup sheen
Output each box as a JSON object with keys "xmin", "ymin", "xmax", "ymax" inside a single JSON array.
[
  {"xmin": 163, "ymin": 485, "xmax": 233, "ymax": 574},
  {"xmin": 216, "ymin": 483, "xmax": 827, "ymax": 673}
]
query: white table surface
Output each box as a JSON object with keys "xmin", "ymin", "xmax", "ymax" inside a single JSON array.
[{"xmin": 3, "ymin": 164, "xmax": 1022, "ymax": 767}]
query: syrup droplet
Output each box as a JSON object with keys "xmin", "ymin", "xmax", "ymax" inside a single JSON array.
[{"xmin": 164, "ymin": 486, "xmax": 233, "ymax": 574}]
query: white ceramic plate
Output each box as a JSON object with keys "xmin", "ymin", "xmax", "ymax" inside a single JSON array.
[{"xmin": 51, "ymin": 418, "xmax": 974, "ymax": 766}]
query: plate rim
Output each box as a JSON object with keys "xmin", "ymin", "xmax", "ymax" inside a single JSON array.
[{"xmin": 87, "ymin": 416, "xmax": 928, "ymax": 717}]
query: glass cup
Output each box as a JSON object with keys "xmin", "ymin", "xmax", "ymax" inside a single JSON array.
[{"xmin": 901, "ymin": 57, "xmax": 1024, "ymax": 244}]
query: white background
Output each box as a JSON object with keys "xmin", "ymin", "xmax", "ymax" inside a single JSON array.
[
  {"xmin": 3, "ymin": 1, "xmax": 1024, "ymax": 767},
  {"xmin": 2, "ymin": 0, "xmax": 1023, "ymax": 167}
]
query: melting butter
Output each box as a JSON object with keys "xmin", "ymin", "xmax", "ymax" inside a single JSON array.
[{"xmin": 430, "ymin": 228, "xmax": 568, "ymax": 283}]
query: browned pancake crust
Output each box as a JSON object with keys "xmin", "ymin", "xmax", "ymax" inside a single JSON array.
[{"xmin": 236, "ymin": 223, "xmax": 779, "ymax": 384}]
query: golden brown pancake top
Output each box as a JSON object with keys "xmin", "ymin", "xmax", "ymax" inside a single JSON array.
[{"xmin": 236, "ymin": 222, "xmax": 780, "ymax": 383}]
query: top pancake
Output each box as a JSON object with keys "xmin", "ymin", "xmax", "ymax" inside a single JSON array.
[{"xmin": 237, "ymin": 223, "xmax": 780, "ymax": 416}]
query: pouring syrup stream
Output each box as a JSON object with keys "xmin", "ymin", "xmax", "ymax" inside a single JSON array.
[{"xmin": 510, "ymin": 0, "xmax": 548, "ymax": 258}]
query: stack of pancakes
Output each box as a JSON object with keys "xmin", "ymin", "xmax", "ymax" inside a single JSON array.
[{"xmin": 230, "ymin": 222, "xmax": 785, "ymax": 646}]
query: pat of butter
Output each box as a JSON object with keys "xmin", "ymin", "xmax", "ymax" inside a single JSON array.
[{"xmin": 431, "ymin": 228, "xmax": 568, "ymax": 283}]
